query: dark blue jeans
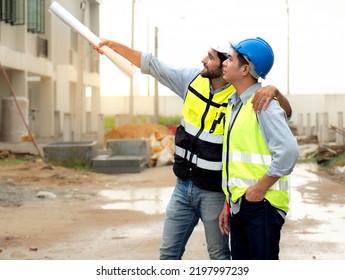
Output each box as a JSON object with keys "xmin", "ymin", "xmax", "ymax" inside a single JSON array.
[{"xmin": 230, "ymin": 197, "xmax": 285, "ymax": 260}]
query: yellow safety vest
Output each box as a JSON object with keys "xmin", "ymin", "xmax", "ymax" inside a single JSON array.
[
  {"xmin": 222, "ymin": 96, "xmax": 289, "ymax": 212},
  {"xmin": 174, "ymin": 74, "xmax": 235, "ymax": 191}
]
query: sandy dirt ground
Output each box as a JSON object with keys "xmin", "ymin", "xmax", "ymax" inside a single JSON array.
[{"xmin": 0, "ymin": 160, "xmax": 345, "ymax": 260}]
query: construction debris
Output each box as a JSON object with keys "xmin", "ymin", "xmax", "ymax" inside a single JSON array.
[
  {"xmin": 21, "ymin": 134, "xmax": 35, "ymax": 142},
  {"xmin": 0, "ymin": 150, "xmax": 11, "ymax": 160},
  {"xmin": 104, "ymin": 123, "xmax": 175, "ymax": 167},
  {"xmin": 150, "ymin": 132, "xmax": 174, "ymax": 167},
  {"xmin": 104, "ymin": 123, "xmax": 173, "ymax": 141},
  {"xmin": 316, "ymin": 144, "xmax": 345, "ymax": 165},
  {"xmin": 335, "ymin": 166, "xmax": 345, "ymax": 174},
  {"xmin": 330, "ymin": 125, "xmax": 345, "ymax": 137}
]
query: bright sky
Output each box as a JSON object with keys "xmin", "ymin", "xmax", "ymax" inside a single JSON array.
[{"xmin": 99, "ymin": 0, "xmax": 345, "ymax": 96}]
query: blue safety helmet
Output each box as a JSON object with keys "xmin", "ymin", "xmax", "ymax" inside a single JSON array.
[{"xmin": 231, "ymin": 37, "xmax": 274, "ymax": 79}]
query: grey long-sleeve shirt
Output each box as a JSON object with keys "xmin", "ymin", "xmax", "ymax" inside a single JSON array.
[{"xmin": 140, "ymin": 52, "xmax": 230, "ymax": 98}]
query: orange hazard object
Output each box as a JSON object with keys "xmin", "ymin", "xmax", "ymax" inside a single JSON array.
[
  {"xmin": 21, "ymin": 134, "xmax": 35, "ymax": 142},
  {"xmin": 226, "ymin": 203, "xmax": 231, "ymax": 213}
]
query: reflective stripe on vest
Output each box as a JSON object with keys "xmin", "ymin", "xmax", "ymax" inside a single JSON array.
[
  {"xmin": 181, "ymin": 118, "xmax": 224, "ymax": 144},
  {"xmin": 175, "ymin": 145, "xmax": 222, "ymax": 171},
  {"xmin": 224, "ymin": 151, "xmax": 272, "ymax": 165},
  {"xmin": 222, "ymin": 177, "xmax": 289, "ymax": 191}
]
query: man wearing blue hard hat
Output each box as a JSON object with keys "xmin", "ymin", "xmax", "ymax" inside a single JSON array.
[{"xmin": 219, "ymin": 37, "xmax": 299, "ymax": 259}]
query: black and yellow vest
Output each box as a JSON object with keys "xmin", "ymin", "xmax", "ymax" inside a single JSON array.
[{"xmin": 173, "ymin": 74, "xmax": 235, "ymax": 192}]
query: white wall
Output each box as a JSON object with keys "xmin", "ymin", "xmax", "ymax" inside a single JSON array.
[
  {"xmin": 100, "ymin": 95, "xmax": 184, "ymax": 117},
  {"xmin": 98, "ymin": 94, "xmax": 345, "ymax": 131},
  {"xmin": 287, "ymin": 94, "xmax": 345, "ymax": 128}
]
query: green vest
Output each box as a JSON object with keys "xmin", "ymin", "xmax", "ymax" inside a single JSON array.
[
  {"xmin": 222, "ymin": 96, "xmax": 289, "ymax": 212},
  {"xmin": 174, "ymin": 74, "xmax": 235, "ymax": 191}
]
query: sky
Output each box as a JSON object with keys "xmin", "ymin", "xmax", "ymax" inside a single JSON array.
[{"xmin": 98, "ymin": 0, "xmax": 345, "ymax": 96}]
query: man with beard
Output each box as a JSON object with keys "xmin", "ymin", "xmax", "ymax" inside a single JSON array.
[{"xmin": 94, "ymin": 39, "xmax": 291, "ymax": 260}]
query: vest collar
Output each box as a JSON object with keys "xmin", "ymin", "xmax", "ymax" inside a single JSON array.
[
  {"xmin": 229, "ymin": 82, "xmax": 262, "ymax": 106},
  {"xmin": 209, "ymin": 78, "xmax": 231, "ymax": 94}
]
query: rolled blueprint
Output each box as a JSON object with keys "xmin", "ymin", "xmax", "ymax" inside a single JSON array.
[{"xmin": 49, "ymin": 1, "xmax": 134, "ymax": 77}]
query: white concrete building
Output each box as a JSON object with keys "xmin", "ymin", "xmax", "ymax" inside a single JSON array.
[{"xmin": 0, "ymin": 0, "xmax": 102, "ymax": 144}]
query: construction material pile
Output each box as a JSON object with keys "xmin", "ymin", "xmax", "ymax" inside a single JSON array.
[
  {"xmin": 316, "ymin": 144, "xmax": 345, "ymax": 165},
  {"xmin": 104, "ymin": 123, "xmax": 175, "ymax": 167}
]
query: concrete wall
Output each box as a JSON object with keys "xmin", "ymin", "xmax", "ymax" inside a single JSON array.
[
  {"xmin": 100, "ymin": 95, "xmax": 184, "ymax": 117},
  {"xmin": 99, "ymin": 94, "xmax": 344, "ymax": 122},
  {"xmin": 287, "ymin": 94, "xmax": 345, "ymax": 143},
  {"xmin": 287, "ymin": 94, "xmax": 345, "ymax": 128},
  {"xmin": 98, "ymin": 93, "xmax": 345, "ymax": 143}
]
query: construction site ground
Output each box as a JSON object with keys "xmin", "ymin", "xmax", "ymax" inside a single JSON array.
[
  {"xmin": 0, "ymin": 159, "xmax": 344, "ymax": 260},
  {"xmin": 0, "ymin": 123, "xmax": 345, "ymax": 260}
]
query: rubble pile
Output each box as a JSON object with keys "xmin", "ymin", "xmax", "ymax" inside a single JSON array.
[
  {"xmin": 316, "ymin": 144, "xmax": 345, "ymax": 165},
  {"xmin": 104, "ymin": 123, "xmax": 175, "ymax": 167}
]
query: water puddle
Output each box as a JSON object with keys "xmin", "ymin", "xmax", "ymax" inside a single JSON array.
[
  {"xmin": 97, "ymin": 163, "xmax": 345, "ymax": 247},
  {"xmin": 288, "ymin": 164, "xmax": 345, "ymax": 244},
  {"xmin": 98, "ymin": 187, "xmax": 173, "ymax": 215}
]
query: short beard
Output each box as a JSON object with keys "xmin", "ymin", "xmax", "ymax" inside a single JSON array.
[{"xmin": 200, "ymin": 67, "xmax": 222, "ymax": 79}]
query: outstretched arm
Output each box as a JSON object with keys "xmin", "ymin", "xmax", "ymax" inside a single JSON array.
[
  {"xmin": 252, "ymin": 86, "xmax": 292, "ymax": 118},
  {"xmin": 94, "ymin": 39, "xmax": 142, "ymax": 68}
]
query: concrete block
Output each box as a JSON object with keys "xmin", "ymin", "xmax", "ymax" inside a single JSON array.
[
  {"xmin": 91, "ymin": 155, "xmax": 146, "ymax": 174},
  {"xmin": 43, "ymin": 141, "xmax": 98, "ymax": 166},
  {"xmin": 107, "ymin": 139, "xmax": 151, "ymax": 163},
  {"xmin": 91, "ymin": 139, "xmax": 151, "ymax": 174}
]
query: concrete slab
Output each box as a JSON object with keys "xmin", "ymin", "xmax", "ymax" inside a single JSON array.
[
  {"xmin": 107, "ymin": 139, "xmax": 151, "ymax": 162},
  {"xmin": 91, "ymin": 139, "xmax": 151, "ymax": 174},
  {"xmin": 43, "ymin": 141, "xmax": 98, "ymax": 166},
  {"xmin": 91, "ymin": 155, "xmax": 147, "ymax": 174}
]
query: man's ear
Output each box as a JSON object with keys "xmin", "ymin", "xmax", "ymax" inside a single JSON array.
[{"xmin": 241, "ymin": 64, "xmax": 250, "ymax": 77}]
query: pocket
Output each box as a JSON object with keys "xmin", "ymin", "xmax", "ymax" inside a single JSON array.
[
  {"xmin": 243, "ymin": 195, "xmax": 265, "ymax": 204},
  {"xmin": 209, "ymin": 112, "xmax": 226, "ymax": 133}
]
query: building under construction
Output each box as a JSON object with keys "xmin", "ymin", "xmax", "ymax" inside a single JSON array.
[{"xmin": 0, "ymin": 0, "xmax": 103, "ymax": 145}]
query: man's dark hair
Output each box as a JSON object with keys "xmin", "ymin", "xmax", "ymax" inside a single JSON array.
[
  {"xmin": 217, "ymin": 52, "xmax": 228, "ymax": 67},
  {"xmin": 236, "ymin": 52, "xmax": 249, "ymax": 68}
]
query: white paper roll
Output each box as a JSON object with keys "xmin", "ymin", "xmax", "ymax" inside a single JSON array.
[{"xmin": 49, "ymin": 1, "xmax": 134, "ymax": 77}]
